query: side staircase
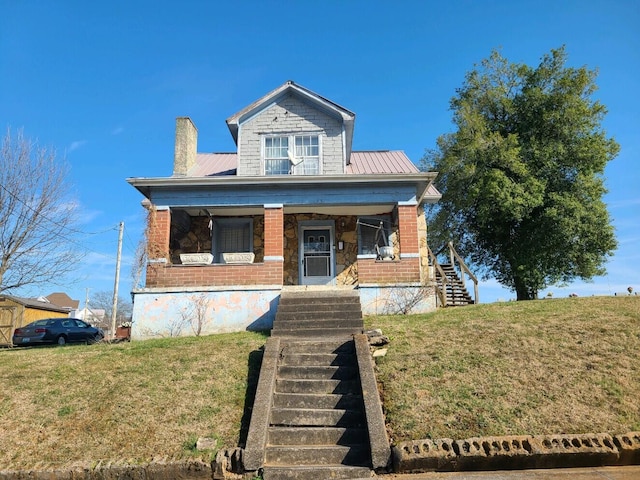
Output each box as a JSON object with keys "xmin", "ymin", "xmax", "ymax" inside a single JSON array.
[
  {"xmin": 436, "ymin": 264, "xmax": 475, "ymax": 306},
  {"xmin": 429, "ymin": 242, "xmax": 479, "ymax": 307},
  {"xmin": 244, "ymin": 288, "xmax": 390, "ymax": 479}
]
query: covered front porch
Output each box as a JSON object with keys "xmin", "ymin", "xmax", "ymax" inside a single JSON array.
[
  {"xmin": 144, "ymin": 203, "xmax": 431, "ymax": 288},
  {"xmin": 130, "ymin": 174, "xmax": 440, "ymax": 338}
]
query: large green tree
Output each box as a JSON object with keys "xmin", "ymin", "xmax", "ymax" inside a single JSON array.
[{"xmin": 423, "ymin": 47, "xmax": 619, "ymax": 300}]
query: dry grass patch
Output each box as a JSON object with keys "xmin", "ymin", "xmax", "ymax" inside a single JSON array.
[
  {"xmin": 0, "ymin": 332, "xmax": 267, "ymax": 470},
  {"xmin": 2, "ymin": 296, "xmax": 638, "ymax": 470},
  {"xmin": 368, "ymin": 296, "xmax": 640, "ymax": 443}
]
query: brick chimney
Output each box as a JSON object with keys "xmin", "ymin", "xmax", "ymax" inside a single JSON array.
[{"xmin": 173, "ymin": 117, "xmax": 197, "ymax": 176}]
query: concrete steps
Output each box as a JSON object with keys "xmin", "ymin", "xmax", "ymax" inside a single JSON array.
[
  {"xmin": 270, "ymin": 290, "xmax": 364, "ymax": 337},
  {"xmin": 262, "ymin": 338, "xmax": 373, "ymax": 479},
  {"xmin": 245, "ymin": 290, "xmax": 389, "ymax": 479}
]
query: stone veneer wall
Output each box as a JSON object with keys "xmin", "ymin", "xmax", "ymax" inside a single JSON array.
[{"xmin": 282, "ymin": 213, "xmax": 399, "ymax": 286}]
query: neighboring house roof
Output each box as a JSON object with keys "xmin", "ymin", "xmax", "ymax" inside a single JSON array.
[
  {"xmin": 225, "ymin": 80, "xmax": 356, "ymax": 164},
  {"xmin": 45, "ymin": 292, "xmax": 80, "ymax": 310},
  {"xmin": 188, "ymin": 150, "xmax": 422, "ymax": 177},
  {"xmin": 0, "ymin": 295, "xmax": 70, "ymax": 314}
]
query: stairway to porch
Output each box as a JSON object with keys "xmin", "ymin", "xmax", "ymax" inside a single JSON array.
[
  {"xmin": 244, "ymin": 288, "xmax": 389, "ymax": 479},
  {"xmin": 270, "ymin": 288, "xmax": 365, "ymax": 338}
]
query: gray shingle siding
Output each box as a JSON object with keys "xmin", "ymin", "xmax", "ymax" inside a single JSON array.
[{"xmin": 237, "ymin": 95, "xmax": 345, "ymax": 176}]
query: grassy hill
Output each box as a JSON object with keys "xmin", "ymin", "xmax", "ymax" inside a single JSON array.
[
  {"xmin": 0, "ymin": 296, "xmax": 638, "ymax": 470},
  {"xmin": 372, "ymin": 296, "xmax": 640, "ymax": 444}
]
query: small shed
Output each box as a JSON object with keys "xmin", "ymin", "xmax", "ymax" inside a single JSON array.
[{"xmin": 0, "ymin": 295, "xmax": 71, "ymax": 346}]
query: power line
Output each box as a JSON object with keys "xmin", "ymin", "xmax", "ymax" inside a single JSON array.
[{"xmin": 0, "ymin": 181, "xmax": 119, "ymax": 237}]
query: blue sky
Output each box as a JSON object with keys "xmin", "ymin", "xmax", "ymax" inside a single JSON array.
[{"xmin": 1, "ymin": 0, "xmax": 638, "ymax": 305}]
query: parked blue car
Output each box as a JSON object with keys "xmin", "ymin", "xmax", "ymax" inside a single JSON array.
[{"xmin": 12, "ymin": 318, "xmax": 104, "ymax": 346}]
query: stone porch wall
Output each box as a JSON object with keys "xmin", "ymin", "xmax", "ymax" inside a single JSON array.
[{"xmin": 282, "ymin": 213, "xmax": 400, "ymax": 285}]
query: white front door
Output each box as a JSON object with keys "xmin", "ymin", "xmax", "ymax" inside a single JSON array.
[{"xmin": 299, "ymin": 223, "xmax": 335, "ymax": 285}]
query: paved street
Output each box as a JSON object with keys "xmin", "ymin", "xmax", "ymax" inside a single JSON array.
[{"xmin": 379, "ymin": 466, "xmax": 640, "ymax": 479}]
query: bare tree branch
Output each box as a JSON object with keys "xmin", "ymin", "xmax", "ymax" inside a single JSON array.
[
  {"xmin": 91, "ymin": 290, "xmax": 133, "ymax": 327},
  {"xmin": 0, "ymin": 128, "xmax": 81, "ymax": 293}
]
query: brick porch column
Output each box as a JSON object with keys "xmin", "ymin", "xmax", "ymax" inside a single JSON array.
[
  {"xmin": 264, "ymin": 204, "xmax": 284, "ymax": 285},
  {"xmin": 147, "ymin": 205, "xmax": 171, "ymax": 261},
  {"xmin": 397, "ymin": 202, "xmax": 420, "ymax": 257}
]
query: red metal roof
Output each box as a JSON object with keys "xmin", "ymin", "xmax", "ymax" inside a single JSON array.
[
  {"xmin": 187, "ymin": 150, "xmax": 420, "ymax": 177},
  {"xmin": 188, "ymin": 153, "xmax": 238, "ymax": 176},
  {"xmin": 348, "ymin": 151, "xmax": 419, "ymax": 174}
]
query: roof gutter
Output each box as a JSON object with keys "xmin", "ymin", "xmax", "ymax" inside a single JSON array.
[{"xmin": 127, "ymin": 172, "xmax": 438, "ymax": 202}]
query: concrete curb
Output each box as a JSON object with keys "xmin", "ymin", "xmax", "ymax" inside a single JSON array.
[
  {"xmin": 393, "ymin": 432, "xmax": 640, "ymax": 473},
  {"xmin": 2, "ymin": 433, "xmax": 637, "ymax": 479}
]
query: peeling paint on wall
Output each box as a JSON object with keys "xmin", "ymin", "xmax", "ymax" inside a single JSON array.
[{"xmin": 131, "ymin": 289, "xmax": 279, "ymax": 340}]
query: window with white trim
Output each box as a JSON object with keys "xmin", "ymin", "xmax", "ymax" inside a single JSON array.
[
  {"xmin": 264, "ymin": 137, "xmax": 290, "ymax": 175},
  {"xmin": 212, "ymin": 218, "xmax": 253, "ymax": 263},
  {"xmin": 264, "ymin": 134, "xmax": 320, "ymax": 175}
]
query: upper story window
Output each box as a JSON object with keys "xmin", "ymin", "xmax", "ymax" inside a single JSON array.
[
  {"xmin": 264, "ymin": 134, "xmax": 320, "ymax": 175},
  {"xmin": 264, "ymin": 137, "xmax": 290, "ymax": 175}
]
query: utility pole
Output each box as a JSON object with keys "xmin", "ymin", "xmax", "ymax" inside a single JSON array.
[
  {"xmin": 84, "ymin": 288, "xmax": 90, "ymax": 321},
  {"xmin": 111, "ymin": 222, "xmax": 124, "ymax": 339}
]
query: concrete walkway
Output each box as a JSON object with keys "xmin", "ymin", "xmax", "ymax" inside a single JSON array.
[{"xmin": 378, "ymin": 466, "xmax": 640, "ymax": 479}]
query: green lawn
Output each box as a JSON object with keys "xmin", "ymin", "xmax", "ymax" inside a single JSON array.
[{"xmin": 0, "ymin": 296, "xmax": 638, "ymax": 470}]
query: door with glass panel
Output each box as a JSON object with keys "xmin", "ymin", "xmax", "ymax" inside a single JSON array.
[{"xmin": 300, "ymin": 225, "xmax": 334, "ymax": 285}]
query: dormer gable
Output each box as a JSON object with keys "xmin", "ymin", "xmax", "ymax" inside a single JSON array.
[{"xmin": 226, "ymin": 81, "xmax": 355, "ymax": 176}]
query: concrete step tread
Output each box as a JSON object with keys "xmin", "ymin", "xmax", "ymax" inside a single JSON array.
[
  {"xmin": 277, "ymin": 365, "xmax": 358, "ymax": 380},
  {"xmin": 275, "ymin": 316, "xmax": 363, "ymax": 324},
  {"xmin": 274, "ymin": 321, "xmax": 362, "ymax": 327},
  {"xmin": 272, "ymin": 328, "xmax": 363, "ymax": 338},
  {"xmin": 280, "ymin": 339, "xmax": 356, "ymax": 351},
  {"xmin": 262, "ymin": 464, "xmax": 374, "ymax": 480},
  {"xmin": 264, "ymin": 444, "xmax": 371, "ymax": 466},
  {"xmin": 270, "ymin": 407, "xmax": 365, "ymax": 427},
  {"xmin": 276, "ymin": 378, "xmax": 360, "ymax": 394},
  {"xmin": 279, "ymin": 294, "xmax": 360, "ymax": 302},
  {"xmin": 278, "ymin": 302, "xmax": 362, "ymax": 310},
  {"xmin": 273, "ymin": 392, "xmax": 363, "ymax": 409},
  {"xmin": 267, "ymin": 426, "xmax": 369, "ymax": 445},
  {"xmin": 279, "ymin": 353, "xmax": 356, "ymax": 366}
]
